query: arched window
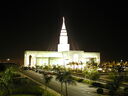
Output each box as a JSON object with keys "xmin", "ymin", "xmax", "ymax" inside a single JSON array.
[{"xmin": 29, "ymin": 55, "xmax": 32, "ymax": 67}]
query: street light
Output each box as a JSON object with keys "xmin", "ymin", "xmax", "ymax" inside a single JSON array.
[{"xmin": 6, "ymin": 58, "xmax": 10, "ymax": 62}]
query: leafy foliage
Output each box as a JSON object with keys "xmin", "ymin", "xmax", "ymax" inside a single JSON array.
[
  {"xmin": 92, "ymin": 82, "xmax": 104, "ymax": 88},
  {"xmin": 106, "ymin": 71, "xmax": 125, "ymax": 95},
  {"xmin": 97, "ymin": 88, "xmax": 104, "ymax": 94},
  {"xmin": 56, "ymin": 71, "xmax": 76, "ymax": 96},
  {"xmin": 42, "ymin": 72, "xmax": 53, "ymax": 96},
  {"xmin": 84, "ymin": 68, "xmax": 100, "ymax": 80},
  {"xmin": 0, "ymin": 67, "xmax": 15, "ymax": 96},
  {"xmin": 43, "ymin": 73, "xmax": 53, "ymax": 84}
]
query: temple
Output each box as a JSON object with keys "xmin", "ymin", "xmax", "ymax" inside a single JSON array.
[
  {"xmin": 58, "ymin": 17, "xmax": 70, "ymax": 52},
  {"xmin": 24, "ymin": 17, "xmax": 100, "ymax": 70}
]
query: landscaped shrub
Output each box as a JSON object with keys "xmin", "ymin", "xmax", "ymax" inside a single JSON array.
[
  {"xmin": 109, "ymin": 90, "xmax": 115, "ymax": 96},
  {"xmin": 13, "ymin": 73, "xmax": 21, "ymax": 77},
  {"xmin": 106, "ymin": 80, "xmax": 125, "ymax": 95},
  {"xmin": 97, "ymin": 88, "xmax": 103, "ymax": 94},
  {"xmin": 82, "ymin": 79, "xmax": 92, "ymax": 84},
  {"xmin": 72, "ymin": 76, "xmax": 80, "ymax": 82},
  {"xmin": 106, "ymin": 71, "xmax": 125, "ymax": 96},
  {"xmin": 77, "ymin": 78, "xmax": 84, "ymax": 82},
  {"xmin": 124, "ymin": 87, "xmax": 128, "ymax": 96},
  {"xmin": 124, "ymin": 73, "xmax": 128, "ymax": 81},
  {"xmin": 0, "ymin": 89, "xmax": 6, "ymax": 96},
  {"xmin": 84, "ymin": 68, "xmax": 100, "ymax": 80},
  {"xmin": 124, "ymin": 87, "xmax": 128, "ymax": 92},
  {"xmin": 92, "ymin": 82, "xmax": 104, "ymax": 88}
]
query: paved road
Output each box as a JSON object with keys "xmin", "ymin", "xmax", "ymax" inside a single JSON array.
[{"xmin": 22, "ymin": 70, "xmax": 107, "ymax": 96}]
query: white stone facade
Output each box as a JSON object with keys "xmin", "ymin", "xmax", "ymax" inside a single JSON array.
[
  {"xmin": 24, "ymin": 17, "xmax": 100, "ymax": 69},
  {"xmin": 24, "ymin": 51, "xmax": 100, "ymax": 68}
]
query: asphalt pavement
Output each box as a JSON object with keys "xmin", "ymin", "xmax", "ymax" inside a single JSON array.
[{"xmin": 21, "ymin": 70, "xmax": 108, "ymax": 96}]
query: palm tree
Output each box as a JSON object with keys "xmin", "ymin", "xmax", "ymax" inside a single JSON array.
[
  {"xmin": 62, "ymin": 71, "xmax": 76, "ymax": 96},
  {"xmin": 56, "ymin": 71, "xmax": 64, "ymax": 96},
  {"xmin": 107, "ymin": 71, "xmax": 124, "ymax": 95},
  {"xmin": 42, "ymin": 72, "xmax": 53, "ymax": 96},
  {"xmin": 56, "ymin": 71, "xmax": 76, "ymax": 96},
  {"xmin": 52, "ymin": 66, "xmax": 61, "ymax": 73}
]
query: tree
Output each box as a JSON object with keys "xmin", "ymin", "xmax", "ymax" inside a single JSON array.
[
  {"xmin": 56, "ymin": 71, "xmax": 64, "ymax": 96},
  {"xmin": 42, "ymin": 72, "xmax": 53, "ymax": 96},
  {"xmin": 52, "ymin": 65, "xmax": 60, "ymax": 73},
  {"xmin": 56, "ymin": 71, "xmax": 76, "ymax": 96},
  {"xmin": 0, "ymin": 67, "xmax": 14, "ymax": 96},
  {"xmin": 106, "ymin": 62, "xmax": 128, "ymax": 96},
  {"xmin": 62, "ymin": 71, "xmax": 76, "ymax": 96},
  {"xmin": 106, "ymin": 72, "xmax": 124, "ymax": 96}
]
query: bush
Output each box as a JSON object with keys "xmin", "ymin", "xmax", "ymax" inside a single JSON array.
[
  {"xmin": 124, "ymin": 87, "xmax": 128, "ymax": 96},
  {"xmin": 84, "ymin": 68, "xmax": 100, "ymax": 80},
  {"xmin": 82, "ymin": 79, "xmax": 92, "ymax": 84},
  {"xmin": 77, "ymin": 78, "xmax": 84, "ymax": 82},
  {"xmin": 92, "ymin": 82, "xmax": 104, "ymax": 88},
  {"xmin": 124, "ymin": 87, "xmax": 128, "ymax": 92},
  {"xmin": 124, "ymin": 75, "xmax": 128, "ymax": 81},
  {"xmin": 0, "ymin": 90, "xmax": 6, "ymax": 96},
  {"xmin": 109, "ymin": 90, "xmax": 115, "ymax": 96},
  {"xmin": 13, "ymin": 73, "xmax": 21, "ymax": 77},
  {"xmin": 97, "ymin": 88, "xmax": 103, "ymax": 94}
]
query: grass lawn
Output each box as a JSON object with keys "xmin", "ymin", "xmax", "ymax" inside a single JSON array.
[
  {"xmin": 11, "ymin": 77, "xmax": 43, "ymax": 96},
  {"xmin": 1, "ymin": 68, "xmax": 56, "ymax": 96},
  {"xmin": 10, "ymin": 95, "xmax": 36, "ymax": 96}
]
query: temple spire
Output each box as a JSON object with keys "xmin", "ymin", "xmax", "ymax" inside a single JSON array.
[
  {"xmin": 62, "ymin": 17, "xmax": 66, "ymax": 29},
  {"xmin": 57, "ymin": 17, "xmax": 70, "ymax": 52}
]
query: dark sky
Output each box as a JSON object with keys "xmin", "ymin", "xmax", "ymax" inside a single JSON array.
[{"xmin": 0, "ymin": 0, "xmax": 128, "ymax": 62}]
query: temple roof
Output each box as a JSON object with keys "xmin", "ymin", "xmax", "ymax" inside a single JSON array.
[{"xmin": 62, "ymin": 17, "xmax": 66, "ymax": 30}]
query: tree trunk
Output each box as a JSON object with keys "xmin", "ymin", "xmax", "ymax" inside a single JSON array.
[
  {"xmin": 65, "ymin": 82, "xmax": 68, "ymax": 96},
  {"xmin": 3, "ymin": 83, "xmax": 10, "ymax": 96},
  {"xmin": 45, "ymin": 83, "xmax": 47, "ymax": 96},
  {"xmin": 61, "ymin": 83, "xmax": 63, "ymax": 96}
]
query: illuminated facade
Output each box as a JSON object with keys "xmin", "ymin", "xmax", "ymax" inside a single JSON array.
[
  {"xmin": 24, "ymin": 17, "xmax": 100, "ymax": 69},
  {"xmin": 58, "ymin": 17, "xmax": 70, "ymax": 52}
]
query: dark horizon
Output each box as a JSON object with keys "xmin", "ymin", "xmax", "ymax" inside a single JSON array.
[{"xmin": 0, "ymin": 0, "xmax": 128, "ymax": 62}]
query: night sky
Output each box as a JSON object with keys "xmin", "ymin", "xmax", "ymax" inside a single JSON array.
[{"xmin": 0, "ymin": 0, "xmax": 128, "ymax": 63}]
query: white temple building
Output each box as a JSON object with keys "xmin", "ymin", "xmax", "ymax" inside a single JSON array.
[{"xmin": 24, "ymin": 17, "xmax": 100, "ymax": 69}]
